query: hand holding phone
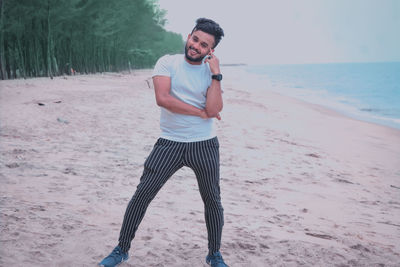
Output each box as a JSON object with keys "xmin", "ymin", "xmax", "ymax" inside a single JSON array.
[{"xmin": 205, "ymin": 52, "xmax": 220, "ymax": 75}]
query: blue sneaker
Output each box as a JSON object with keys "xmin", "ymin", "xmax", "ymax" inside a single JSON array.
[
  {"xmin": 99, "ymin": 246, "xmax": 129, "ymax": 267},
  {"xmin": 206, "ymin": 251, "xmax": 228, "ymax": 267}
]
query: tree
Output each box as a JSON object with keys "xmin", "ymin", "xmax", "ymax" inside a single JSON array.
[
  {"xmin": 1, "ymin": 0, "xmax": 183, "ymax": 79},
  {"xmin": 0, "ymin": 0, "xmax": 6, "ymax": 79}
]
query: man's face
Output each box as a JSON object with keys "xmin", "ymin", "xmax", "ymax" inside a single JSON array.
[{"xmin": 185, "ymin": 30, "xmax": 215, "ymax": 63}]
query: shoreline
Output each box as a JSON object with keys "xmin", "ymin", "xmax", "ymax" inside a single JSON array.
[
  {"xmin": 1, "ymin": 70, "xmax": 400, "ymax": 266},
  {"xmin": 224, "ymin": 63, "xmax": 400, "ymax": 131}
]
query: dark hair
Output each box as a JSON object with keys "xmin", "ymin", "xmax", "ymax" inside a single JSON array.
[{"xmin": 191, "ymin": 18, "xmax": 224, "ymax": 48}]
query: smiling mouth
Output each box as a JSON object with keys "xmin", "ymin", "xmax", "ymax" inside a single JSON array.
[{"xmin": 189, "ymin": 47, "xmax": 200, "ymax": 55}]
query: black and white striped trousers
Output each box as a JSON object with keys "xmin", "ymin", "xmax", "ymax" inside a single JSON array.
[{"xmin": 118, "ymin": 137, "xmax": 224, "ymax": 254}]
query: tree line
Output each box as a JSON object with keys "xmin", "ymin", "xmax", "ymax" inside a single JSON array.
[{"xmin": 0, "ymin": 0, "xmax": 184, "ymax": 79}]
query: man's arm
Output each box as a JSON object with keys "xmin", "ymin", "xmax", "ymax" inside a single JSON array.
[
  {"xmin": 205, "ymin": 79, "xmax": 223, "ymax": 118},
  {"xmin": 204, "ymin": 54, "xmax": 223, "ymax": 118},
  {"xmin": 153, "ymin": 75, "xmax": 209, "ymax": 119}
]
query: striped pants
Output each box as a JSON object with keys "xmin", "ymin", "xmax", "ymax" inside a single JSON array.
[{"xmin": 118, "ymin": 137, "xmax": 224, "ymax": 254}]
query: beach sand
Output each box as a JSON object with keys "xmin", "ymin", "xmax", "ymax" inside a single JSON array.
[{"xmin": 1, "ymin": 69, "xmax": 399, "ymax": 266}]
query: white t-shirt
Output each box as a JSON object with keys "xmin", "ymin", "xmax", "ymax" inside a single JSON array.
[{"xmin": 152, "ymin": 54, "xmax": 216, "ymax": 142}]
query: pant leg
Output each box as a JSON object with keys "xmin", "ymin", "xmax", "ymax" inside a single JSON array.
[
  {"xmin": 185, "ymin": 137, "xmax": 224, "ymax": 254},
  {"xmin": 118, "ymin": 138, "xmax": 184, "ymax": 252}
]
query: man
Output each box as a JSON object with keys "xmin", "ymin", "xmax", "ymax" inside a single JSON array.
[{"xmin": 99, "ymin": 18, "xmax": 227, "ymax": 267}]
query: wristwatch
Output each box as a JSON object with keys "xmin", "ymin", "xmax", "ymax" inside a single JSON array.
[{"xmin": 211, "ymin": 74, "xmax": 223, "ymax": 81}]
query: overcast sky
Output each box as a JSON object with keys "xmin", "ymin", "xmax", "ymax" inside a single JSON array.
[{"xmin": 157, "ymin": 0, "xmax": 400, "ymax": 64}]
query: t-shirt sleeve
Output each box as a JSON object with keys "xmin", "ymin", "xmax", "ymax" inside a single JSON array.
[{"xmin": 152, "ymin": 55, "xmax": 171, "ymax": 77}]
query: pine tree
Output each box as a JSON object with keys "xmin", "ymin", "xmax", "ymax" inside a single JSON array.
[{"xmin": 1, "ymin": 0, "xmax": 183, "ymax": 79}]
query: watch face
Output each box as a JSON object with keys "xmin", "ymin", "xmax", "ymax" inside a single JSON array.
[{"xmin": 212, "ymin": 74, "xmax": 223, "ymax": 81}]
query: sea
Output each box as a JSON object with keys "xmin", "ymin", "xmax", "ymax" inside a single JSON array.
[{"xmin": 236, "ymin": 62, "xmax": 400, "ymax": 130}]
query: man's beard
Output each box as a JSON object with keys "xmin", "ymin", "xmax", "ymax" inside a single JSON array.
[{"xmin": 184, "ymin": 44, "xmax": 205, "ymax": 62}]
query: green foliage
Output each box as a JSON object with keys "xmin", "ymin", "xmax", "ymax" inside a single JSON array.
[{"xmin": 0, "ymin": 0, "xmax": 183, "ymax": 79}]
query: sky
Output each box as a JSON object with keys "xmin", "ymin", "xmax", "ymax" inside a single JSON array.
[{"xmin": 157, "ymin": 0, "xmax": 400, "ymax": 65}]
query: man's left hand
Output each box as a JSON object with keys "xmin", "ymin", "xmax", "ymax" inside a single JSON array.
[{"xmin": 205, "ymin": 53, "xmax": 220, "ymax": 75}]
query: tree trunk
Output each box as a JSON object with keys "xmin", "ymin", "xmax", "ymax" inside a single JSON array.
[
  {"xmin": 69, "ymin": 30, "xmax": 73, "ymax": 74},
  {"xmin": 0, "ymin": 0, "xmax": 6, "ymax": 79},
  {"xmin": 46, "ymin": 0, "xmax": 53, "ymax": 79},
  {"xmin": 5, "ymin": 39, "xmax": 11, "ymax": 78},
  {"xmin": 16, "ymin": 37, "xmax": 26, "ymax": 79},
  {"xmin": 34, "ymin": 34, "xmax": 40, "ymax": 76},
  {"xmin": 51, "ymin": 37, "xmax": 58, "ymax": 74}
]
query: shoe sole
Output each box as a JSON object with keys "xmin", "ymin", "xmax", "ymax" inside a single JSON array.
[
  {"xmin": 98, "ymin": 258, "xmax": 129, "ymax": 267},
  {"xmin": 206, "ymin": 258, "xmax": 229, "ymax": 267}
]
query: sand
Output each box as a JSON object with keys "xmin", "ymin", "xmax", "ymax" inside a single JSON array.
[{"xmin": 1, "ymin": 68, "xmax": 399, "ymax": 267}]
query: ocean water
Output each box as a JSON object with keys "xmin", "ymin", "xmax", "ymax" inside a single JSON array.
[{"xmin": 243, "ymin": 62, "xmax": 400, "ymax": 129}]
